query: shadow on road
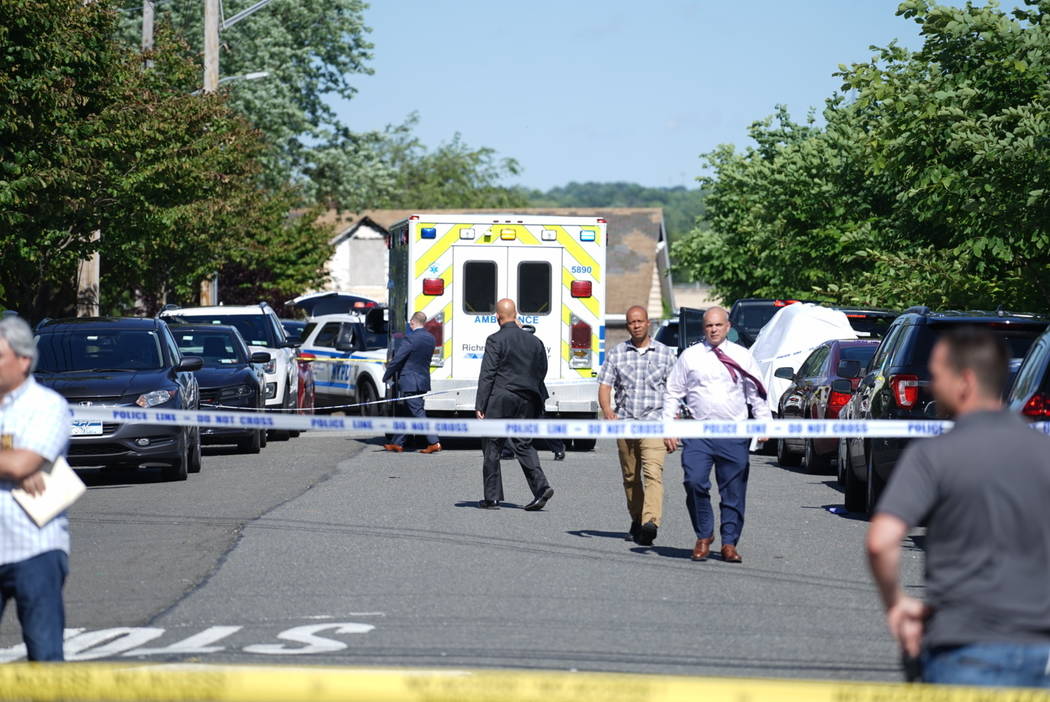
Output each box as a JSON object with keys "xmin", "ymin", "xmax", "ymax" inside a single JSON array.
[
  {"xmin": 566, "ymin": 529, "xmax": 628, "ymax": 540},
  {"xmin": 453, "ymin": 500, "xmax": 523, "ymax": 509},
  {"xmin": 76, "ymin": 467, "xmax": 170, "ymax": 487},
  {"xmin": 630, "ymin": 545, "xmax": 695, "ymax": 560}
]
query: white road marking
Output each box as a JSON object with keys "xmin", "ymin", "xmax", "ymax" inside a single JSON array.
[
  {"xmin": 124, "ymin": 626, "xmax": 243, "ymax": 657},
  {"xmin": 66, "ymin": 628, "xmax": 166, "ymax": 660},
  {"xmin": 241, "ymin": 623, "xmax": 375, "ymax": 655}
]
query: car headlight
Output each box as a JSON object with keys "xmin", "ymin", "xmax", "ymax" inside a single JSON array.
[
  {"xmin": 220, "ymin": 385, "xmax": 254, "ymax": 401},
  {"xmin": 136, "ymin": 389, "xmax": 177, "ymax": 408},
  {"xmin": 263, "ymin": 359, "xmax": 277, "ymax": 374}
]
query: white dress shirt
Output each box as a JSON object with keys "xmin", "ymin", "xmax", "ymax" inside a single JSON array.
[{"xmin": 662, "ymin": 339, "xmax": 772, "ymax": 423}]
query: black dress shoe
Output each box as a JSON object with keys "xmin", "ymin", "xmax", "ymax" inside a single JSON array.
[
  {"xmin": 478, "ymin": 499, "xmax": 500, "ymax": 509},
  {"xmin": 553, "ymin": 451, "xmax": 565, "ymax": 461},
  {"xmin": 636, "ymin": 521, "xmax": 658, "ymax": 546},
  {"xmin": 626, "ymin": 520, "xmax": 641, "ymax": 541},
  {"xmin": 523, "ymin": 487, "xmax": 554, "ymax": 511}
]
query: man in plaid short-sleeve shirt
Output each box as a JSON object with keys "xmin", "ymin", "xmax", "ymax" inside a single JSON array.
[{"xmin": 597, "ymin": 306, "xmax": 676, "ymax": 546}]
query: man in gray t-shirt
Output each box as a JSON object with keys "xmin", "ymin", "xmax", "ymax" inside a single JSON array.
[{"xmin": 868, "ymin": 327, "xmax": 1050, "ymax": 688}]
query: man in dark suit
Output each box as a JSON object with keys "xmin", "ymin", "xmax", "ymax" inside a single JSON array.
[
  {"xmin": 383, "ymin": 311, "xmax": 440, "ymax": 454},
  {"xmin": 475, "ymin": 299, "xmax": 554, "ymax": 511}
]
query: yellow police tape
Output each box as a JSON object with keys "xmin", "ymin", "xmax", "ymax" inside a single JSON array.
[{"xmin": 0, "ymin": 664, "xmax": 1046, "ymax": 702}]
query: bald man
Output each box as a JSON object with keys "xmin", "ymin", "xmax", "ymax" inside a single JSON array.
[
  {"xmin": 475, "ymin": 299, "xmax": 554, "ymax": 511},
  {"xmin": 663, "ymin": 306, "xmax": 771, "ymax": 563}
]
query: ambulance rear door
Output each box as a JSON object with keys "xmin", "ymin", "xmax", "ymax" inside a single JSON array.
[
  {"xmin": 451, "ymin": 247, "xmax": 507, "ymax": 381},
  {"xmin": 507, "ymin": 247, "xmax": 562, "ymax": 381}
]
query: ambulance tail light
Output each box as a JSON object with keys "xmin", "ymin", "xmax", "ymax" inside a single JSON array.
[
  {"xmin": 570, "ymin": 280, "xmax": 592, "ymax": 298},
  {"xmin": 422, "ymin": 278, "xmax": 445, "ymax": 296},
  {"xmin": 425, "ymin": 313, "xmax": 444, "ymax": 367},
  {"xmin": 569, "ymin": 315, "xmax": 592, "ymax": 369}
]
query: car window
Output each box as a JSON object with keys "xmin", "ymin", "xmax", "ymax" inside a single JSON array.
[
  {"xmin": 797, "ymin": 347, "xmax": 824, "ymax": 378},
  {"xmin": 910, "ymin": 324, "xmax": 1042, "ymax": 368},
  {"xmin": 1008, "ymin": 341, "xmax": 1044, "ymax": 403},
  {"xmin": 36, "ymin": 330, "xmax": 164, "ymax": 372},
  {"xmin": 840, "ymin": 345, "xmax": 878, "ymax": 367},
  {"xmin": 517, "ymin": 261, "xmax": 552, "ymax": 315},
  {"xmin": 162, "ymin": 327, "xmax": 182, "ymax": 365},
  {"xmin": 845, "ymin": 315, "xmax": 895, "ymax": 338},
  {"xmin": 171, "ymin": 314, "xmax": 276, "ymax": 347},
  {"xmin": 268, "ymin": 314, "xmax": 288, "ymax": 344},
  {"xmin": 869, "ymin": 323, "xmax": 904, "ymax": 373},
  {"xmin": 464, "ymin": 261, "xmax": 497, "ymax": 314},
  {"xmin": 655, "ymin": 322, "xmax": 679, "ymax": 349},
  {"xmin": 312, "ymin": 323, "xmax": 341, "ymax": 348},
  {"xmin": 172, "ymin": 330, "xmax": 247, "ymax": 367},
  {"xmin": 300, "ymin": 322, "xmax": 317, "ymax": 345}
]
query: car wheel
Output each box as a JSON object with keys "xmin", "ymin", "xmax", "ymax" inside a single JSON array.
[
  {"xmin": 259, "ymin": 428, "xmax": 268, "ymax": 449},
  {"xmin": 865, "ymin": 451, "xmax": 885, "ymax": 515},
  {"xmin": 803, "ymin": 439, "xmax": 829, "ymax": 474},
  {"xmin": 572, "ymin": 438, "xmax": 597, "ymax": 452},
  {"xmin": 356, "ymin": 379, "xmax": 378, "ymax": 416},
  {"xmin": 843, "ymin": 446, "xmax": 866, "ymax": 513},
  {"xmin": 187, "ymin": 429, "xmax": 202, "ymax": 474},
  {"xmin": 777, "ymin": 438, "xmax": 802, "ymax": 468},
  {"xmin": 162, "ymin": 433, "xmax": 190, "ymax": 482},
  {"xmin": 237, "ymin": 429, "xmax": 262, "ymax": 454}
]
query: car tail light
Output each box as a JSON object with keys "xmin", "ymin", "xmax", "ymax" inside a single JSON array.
[
  {"xmin": 422, "ymin": 278, "xmax": 444, "ymax": 296},
  {"xmin": 826, "ymin": 389, "xmax": 851, "ymax": 418},
  {"xmin": 1023, "ymin": 392, "xmax": 1050, "ymax": 418},
  {"xmin": 569, "ymin": 315, "xmax": 592, "ymax": 369},
  {"xmin": 570, "ymin": 280, "xmax": 592, "ymax": 298},
  {"xmin": 425, "ymin": 313, "xmax": 444, "ymax": 367},
  {"xmin": 890, "ymin": 374, "xmax": 920, "ymax": 409}
]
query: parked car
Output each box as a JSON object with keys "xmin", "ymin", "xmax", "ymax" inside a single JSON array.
[
  {"xmin": 298, "ymin": 311, "xmax": 387, "ymax": 411},
  {"xmin": 1006, "ymin": 326, "xmax": 1050, "ymax": 419},
  {"xmin": 774, "ymin": 339, "xmax": 880, "ymax": 473},
  {"xmin": 653, "ymin": 318, "xmax": 680, "ymax": 349},
  {"xmin": 728, "ymin": 298, "xmax": 819, "ymax": 347},
  {"xmin": 34, "ymin": 317, "xmax": 202, "ymax": 481},
  {"xmin": 168, "ymin": 324, "xmax": 271, "ymax": 453},
  {"xmin": 160, "ymin": 303, "xmax": 299, "ymax": 438},
  {"xmin": 834, "ymin": 307, "xmax": 899, "ymax": 339},
  {"xmin": 838, "ymin": 308, "xmax": 1049, "ymax": 513},
  {"xmin": 281, "ymin": 319, "xmax": 308, "ymax": 345}
]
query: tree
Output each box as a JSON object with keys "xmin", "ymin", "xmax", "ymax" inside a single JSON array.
[{"xmin": 677, "ymin": 0, "xmax": 1050, "ymax": 311}]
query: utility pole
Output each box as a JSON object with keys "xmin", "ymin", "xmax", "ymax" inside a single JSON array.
[
  {"xmin": 200, "ymin": 0, "xmax": 220, "ymax": 305},
  {"xmin": 142, "ymin": 0, "xmax": 155, "ymax": 67}
]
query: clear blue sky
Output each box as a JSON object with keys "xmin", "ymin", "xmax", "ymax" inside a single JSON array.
[{"xmin": 329, "ymin": 1, "xmax": 1014, "ymax": 191}]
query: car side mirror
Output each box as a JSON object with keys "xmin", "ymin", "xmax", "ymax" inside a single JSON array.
[
  {"xmin": 830, "ymin": 378, "xmax": 854, "ymax": 395},
  {"xmin": 334, "ymin": 340, "xmax": 354, "ymax": 353},
  {"xmin": 837, "ymin": 359, "xmax": 862, "ymax": 379},
  {"xmin": 250, "ymin": 351, "xmax": 271, "ymax": 364},
  {"xmin": 177, "ymin": 356, "xmax": 203, "ymax": 372},
  {"xmin": 774, "ymin": 366, "xmax": 795, "ymax": 381}
]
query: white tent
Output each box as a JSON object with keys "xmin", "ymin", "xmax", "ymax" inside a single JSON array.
[{"xmin": 749, "ymin": 303, "xmax": 858, "ymax": 414}]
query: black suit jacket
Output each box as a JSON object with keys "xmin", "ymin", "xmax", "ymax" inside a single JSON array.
[
  {"xmin": 382, "ymin": 327, "xmax": 436, "ymax": 393},
  {"xmin": 475, "ymin": 322, "xmax": 549, "ymax": 416}
]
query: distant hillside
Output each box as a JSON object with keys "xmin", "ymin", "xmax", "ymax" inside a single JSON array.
[{"xmin": 524, "ymin": 181, "xmax": 705, "ymax": 245}]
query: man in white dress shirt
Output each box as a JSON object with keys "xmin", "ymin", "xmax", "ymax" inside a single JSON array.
[
  {"xmin": 0, "ymin": 315, "xmax": 71, "ymax": 660},
  {"xmin": 663, "ymin": 307, "xmax": 771, "ymax": 563}
]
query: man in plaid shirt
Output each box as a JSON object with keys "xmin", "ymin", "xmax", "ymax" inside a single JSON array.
[{"xmin": 597, "ymin": 306, "xmax": 677, "ymax": 546}]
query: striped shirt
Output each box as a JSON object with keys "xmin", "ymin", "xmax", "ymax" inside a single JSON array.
[
  {"xmin": 0, "ymin": 376, "xmax": 70, "ymax": 565},
  {"xmin": 597, "ymin": 338, "xmax": 677, "ymax": 420}
]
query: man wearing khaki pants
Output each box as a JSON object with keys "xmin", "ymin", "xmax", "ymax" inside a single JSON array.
[{"xmin": 598, "ymin": 306, "xmax": 677, "ymax": 546}]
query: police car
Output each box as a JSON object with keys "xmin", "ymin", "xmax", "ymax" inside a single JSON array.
[{"xmin": 297, "ymin": 310, "xmax": 388, "ymax": 411}]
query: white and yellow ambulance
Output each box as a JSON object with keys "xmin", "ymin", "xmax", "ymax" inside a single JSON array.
[{"xmin": 387, "ymin": 213, "xmax": 607, "ymax": 441}]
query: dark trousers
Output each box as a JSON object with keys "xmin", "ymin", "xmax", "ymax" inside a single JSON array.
[
  {"xmin": 0, "ymin": 550, "xmax": 68, "ymax": 661},
  {"xmin": 482, "ymin": 393, "xmax": 551, "ymax": 502},
  {"xmin": 391, "ymin": 393, "xmax": 438, "ymax": 447},
  {"xmin": 681, "ymin": 438, "xmax": 750, "ymax": 545}
]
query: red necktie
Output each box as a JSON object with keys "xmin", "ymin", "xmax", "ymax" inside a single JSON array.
[{"xmin": 713, "ymin": 346, "xmax": 767, "ymax": 400}]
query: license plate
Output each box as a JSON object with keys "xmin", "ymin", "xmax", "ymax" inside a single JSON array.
[{"xmin": 71, "ymin": 420, "xmax": 103, "ymax": 436}]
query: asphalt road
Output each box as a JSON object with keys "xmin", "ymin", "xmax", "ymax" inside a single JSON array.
[{"xmin": 0, "ymin": 432, "xmax": 925, "ymax": 681}]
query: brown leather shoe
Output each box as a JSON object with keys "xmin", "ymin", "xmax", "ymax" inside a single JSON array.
[
  {"xmin": 721, "ymin": 544, "xmax": 742, "ymax": 563},
  {"xmin": 383, "ymin": 444, "xmax": 403, "ymax": 453},
  {"xmin": 420, "ymin": 443, "xmax": 442, "ymax": 454},
  {"xmin": 691, "ymin": 537, "xmax": 713, "ymax": 561}
]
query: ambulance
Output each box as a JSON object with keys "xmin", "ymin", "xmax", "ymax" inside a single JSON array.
[{"xmin": 387, "ymin": 213, "xmax": 607, "ymax": 445}]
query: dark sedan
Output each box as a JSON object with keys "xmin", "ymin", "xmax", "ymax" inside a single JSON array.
[
  {"xmin": 774, "ymin": 339, "xmax": 880, "ymax": 473},
  {"xmin": 1006, "ymin": 326, "xmax": 1050, "ymax": 420},
  {"xmin": 168, "ymin": 324, "xmax": 271, "ymax": 453},
  {"xmin": 34, "ymin": 317, "xmax": 202, "ymax": 481}
]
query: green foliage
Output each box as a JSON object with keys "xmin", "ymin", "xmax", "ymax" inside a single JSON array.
[
  {"xmin": 678, "ymin": 0, "xmax": 1050, "ymax": 312},
  {"xmin": 0, "ymin": 0, "xmax": 331, "ymax": 319}
]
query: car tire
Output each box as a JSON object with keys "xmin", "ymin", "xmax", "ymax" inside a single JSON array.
[
  {"xmin": 162, "ymin": 433, "xmax": 190, "ymax": 482},
  {"xmin": 803, "ymin": 439, "xmax": 829, "ymax": 474},
  {"xmin": 268, "ymin": 388, "xmax": 293, "ymax": 441},
  {"xmin": 187, "ymin": 429, "xmax": 202, "ymax": 474},
  {"xmin": 865, "ymin": 451, "xmax": 885, "ymax": 515},
  {"xmin": 259, "ymin": 428, "xmax": 267, "ymax": 449},
  {"xmin": 777, "ymin": 438, "xmax": 802, "ymax": 468},
  {"xmin": 237, "ymin": 429, "xmax": 262, "ymax": 454},
  {"xmin": 356, "ymin": 379, "xmax": 378, "ymax": 416},
  {"xmin": 836, "ymin": 439, "xmax": 847, "ymax": 486},
  {"xmin": 572, "ymin": 438, "xmax": 597, "ymax": 452},
  {"xmin": 843, "ymin": 446, "xmax": 866, "ymax": 513}
]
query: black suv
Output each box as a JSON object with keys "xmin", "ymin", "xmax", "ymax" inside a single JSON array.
[
  {"xmin": 839, "ymin": 308, "xmax": 1048, "ymax": 513},
  {"xmin": 728, "ymin": 298, "xmax": 819, "ymax": 347},
  {"xmin": 34, "ymin": 317, "xmax": 203, "ymax": 481}
]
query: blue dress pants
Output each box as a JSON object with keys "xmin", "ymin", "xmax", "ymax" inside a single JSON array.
[
  {"xmin": 681, "ymin": 438, "xmax": 750, "ymax": 545},
  {"xmin": 0, "ymin": 550, "xmax": 68, "ymax": 661},
  {"xmin": 392, "ymin": 393, "xmax": 438, "ymax": 447}
]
